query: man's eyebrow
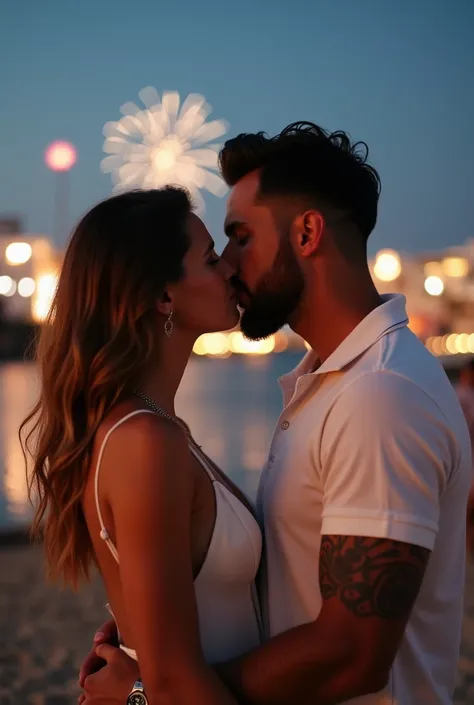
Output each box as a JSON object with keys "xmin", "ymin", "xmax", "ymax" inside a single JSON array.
[{"xmin": 224, "ymin": 219, "xmax": 245, "ymax": 238}]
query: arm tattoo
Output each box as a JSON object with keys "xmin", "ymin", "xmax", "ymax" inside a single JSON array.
[{"xmin": 319, "ymin": 536, "xmax": 430, "ymax": 620}]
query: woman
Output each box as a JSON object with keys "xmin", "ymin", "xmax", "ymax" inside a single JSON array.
[{"xmin": 21, "ymin": 188, "xmax": 262, "ymax": 704}]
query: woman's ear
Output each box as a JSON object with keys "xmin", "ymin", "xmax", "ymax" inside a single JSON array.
[{"xmin": 156, "ymin": 291, "xmax": 172, "ymax": 316}]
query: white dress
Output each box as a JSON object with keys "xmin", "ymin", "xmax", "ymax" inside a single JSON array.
[{"xmin": 94, "ymin": 409, "xmax": 263, "ymax": 663}]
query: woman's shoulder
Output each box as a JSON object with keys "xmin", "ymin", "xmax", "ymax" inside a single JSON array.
[
  {"xmin": 93, "ymin": 402, "xmax": 192, "ymax": 485},
  {"xmin": 97, "ymin": 402, "xmax": 184, "ymax": 447}
]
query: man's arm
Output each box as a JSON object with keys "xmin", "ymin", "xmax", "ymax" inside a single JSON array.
[
  {"xmin": 218, "ymin": 371, "xmax": 448, "ymax": 704},
  {"xmin": 217, "ymin": 535, "xmax": 429, "ymax": 705},
  {"xmin": 80, "ymin": 534, "xmax": 429, "ymax": 705}
]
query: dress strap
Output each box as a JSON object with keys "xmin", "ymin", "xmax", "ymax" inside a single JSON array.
[
  {"xmin": 189, "ymin": 442, "xmax": 217, "ymax": 483},
  {"xmin": 94, "ymin": 409, "xmax": 157, "ymax": 563}
]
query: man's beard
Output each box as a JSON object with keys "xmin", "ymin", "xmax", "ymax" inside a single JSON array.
[{"xmin": 239, "ymin": 235, "xmax": 305, "ymax": 340}]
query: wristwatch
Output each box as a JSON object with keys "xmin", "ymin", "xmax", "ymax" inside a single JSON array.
[{"xmin": 126, "ymin": 680, "xmax": 149, "ymax": 705}]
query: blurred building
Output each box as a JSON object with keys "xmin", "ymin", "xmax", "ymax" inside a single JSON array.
[
  {"xmin": 369, "ymin": 241, "xmax": 474, "ymax": 359},
  {"xmin": 0, "ymin": 220, "xmax": 59, "ymax": 324}
]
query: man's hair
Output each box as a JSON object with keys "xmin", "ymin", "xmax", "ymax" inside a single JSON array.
[{"xmin": 219, "ymin": 121, "xmax": 381, "ymax": 240}]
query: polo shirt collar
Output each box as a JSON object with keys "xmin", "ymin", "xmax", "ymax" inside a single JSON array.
[{"xmin": 279, "ymin": 294, "xmax": 409, "ymax": 395}]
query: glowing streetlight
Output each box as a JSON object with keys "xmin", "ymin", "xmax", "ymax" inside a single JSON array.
[
  {"xmin": 424, "ymin": 275, "xmax": 444, "ymax": 296},
  {"xmin": 373, "ymin": 250, "xmax": 401, "ymax": 282},
  {"xmin": 44, "ymin": 140, "xmax": 77, "ymax": 242}
]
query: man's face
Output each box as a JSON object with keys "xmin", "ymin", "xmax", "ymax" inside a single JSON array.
[{"xmin": 222, "ymin": 171, "xmax": 305, "ymax": 339}]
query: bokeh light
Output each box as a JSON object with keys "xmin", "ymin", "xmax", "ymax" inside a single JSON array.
[
  {"xmin": 5, "ymin": 242, "xmax": 32, "ymax": 265},
  {"xmin": 228, "ymin": 332, "xmax": 275, "ymax": 355},
  {"xmin": 32, "ymin": 273, "xmax": 58, "ymax": 322},
  {"xmin": 44, "ymin": 141, "xmax": 77, "ymax": 172},
  {"xmin": 373, "ymin": 250, "xmax": 402, "ymax": 282},
  {"xmin": 0, "ymin": 276, "xmax": 16, "ymax": 297},
  {"xmin": 18, "ymin": 277, "xmax": 36, "ymax": 298},
  {"xmin": 442, "ymin": 256, "xmax": 469, "ymax": 278},
  {"xmin": 193, "ymin": 333, "xmax": 230, "ymax": 357},
  {"xmin": 424, "ymin": 275, "xmax": 444, "ymax": 296}
]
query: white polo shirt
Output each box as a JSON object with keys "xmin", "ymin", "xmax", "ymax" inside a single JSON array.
[{"xmin": 257, "ymin": 294, "xmax": 471, "ymax": 705}]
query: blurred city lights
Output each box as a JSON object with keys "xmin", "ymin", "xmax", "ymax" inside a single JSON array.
[
  {"xmin": 442, "ymin": 256, "xmax": 469, "ymax": 278},
  {"xmin": 32, "ymin": 273, "xmax": 58, "ymax": 322},
  {"xmin": 5, "ymin": 242, "xmax": 32, "ymax": 265},
  {"xmin": 0, "ymin": 276, "xmax": 16, "ymax": 297},
  {"xmin": 192, "ymin": 332, "xmax": 277, "ymax": 357},
  {"xmin": 228, "ymin": 332, "xmax": 275, "ymax": 355},
  {"xmin": 424, "ymin": 275, "xmax": 444, "ymax": 296},
  {"xmin": 101, "ymin": 87, "xmax": 229, "ymax": 214},
  {"xmin": 424, "ymin": 261, "xmax": 442, "ymax": 276},
  {"xmin": 193, "ymin": 333, "xmax": 230, "ymax": 357},
  {"xmin": 445, "ymin": 334, "xmax": 458, "ymax": 354},
  {"xmin": 373, "ymin": 250, "xmax": 401, "ymax": 282},
  {"xmin": 17, "ymin": 277, "xmax": 36, "ymax": 298},
  {"xmin": 44, "ymin": 141, "xmax": 77, "ymax": 172},
  {"xmin": 426, "ymin": 332, "xmax": 474, "ymax": 357}
]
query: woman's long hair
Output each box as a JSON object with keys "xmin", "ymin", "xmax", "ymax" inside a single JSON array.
[{"xmin": 20, "ymin": 188, "xmax": 191, "ymax": 588}]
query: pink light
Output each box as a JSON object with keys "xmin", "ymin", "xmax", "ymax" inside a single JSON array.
[{"xmin": 44, "ymin": 141, "xmax": 77, "ymax": 172}]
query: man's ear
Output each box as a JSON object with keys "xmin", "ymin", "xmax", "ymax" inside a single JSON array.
[{"xmin": 292, "ymin": 210, "xmax": 325, "ymax": 257}]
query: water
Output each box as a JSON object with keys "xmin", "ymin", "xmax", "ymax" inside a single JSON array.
[{"xmin": 0, "ymin": 353, "xmax": 304, "ymax": 530}]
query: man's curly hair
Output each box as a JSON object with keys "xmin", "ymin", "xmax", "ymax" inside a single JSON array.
[{"xmin": 219, "ymin": 121, "xmax": 381, "ymax": 240}]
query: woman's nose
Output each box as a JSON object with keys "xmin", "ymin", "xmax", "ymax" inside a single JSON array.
[
  {"xmin": 221, "ymin": 241, "xmax": 238, "ymax": 269},
  {"xmin": 220, "ymin": 255, "xmax": 236, "ymax": 280},
  {"xmin": 221, "ymin": 242, "xmax": 238, "ymax": 278}
]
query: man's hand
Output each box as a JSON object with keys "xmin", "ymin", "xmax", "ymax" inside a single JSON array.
[
  {"xmin": 79, "ymin": 620, "xmax": 118, "ymax": 689},
  {"xmin": 79, "ymin": 644, "xmax": 139, "ymax": 704}
]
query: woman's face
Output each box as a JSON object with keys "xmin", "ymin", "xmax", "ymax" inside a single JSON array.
[{"xmin": 169, "ymin": 214, "xmax": 239, "ymax": 335}]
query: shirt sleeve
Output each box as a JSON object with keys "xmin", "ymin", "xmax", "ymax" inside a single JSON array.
[{"xmin": 319, "ymin": 371, "xmax": 453, "ymax": 551}]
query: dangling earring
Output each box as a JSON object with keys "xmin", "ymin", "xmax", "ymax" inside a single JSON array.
[{"xmin": 164, "ymin": 308, "xmax": 173, "ymax": 338}]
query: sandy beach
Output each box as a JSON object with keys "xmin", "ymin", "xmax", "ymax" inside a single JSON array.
[{"xmin": 1, "ymin": 543, "xmax": 474, "ymax": 704}]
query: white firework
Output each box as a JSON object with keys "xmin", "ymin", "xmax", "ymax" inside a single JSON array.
[{"xmin": 101, "ymin": 87, "xmax": 229, "ymax": 213}]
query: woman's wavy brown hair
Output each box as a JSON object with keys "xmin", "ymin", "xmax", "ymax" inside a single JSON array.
[{"xmin": 20, "ymin": 187, "xmax": 191, "ymax": 588}]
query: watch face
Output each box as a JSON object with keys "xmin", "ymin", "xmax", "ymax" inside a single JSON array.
[{"xmin": 127, "ymin": 693, "xmax": 147, "ymax": 705}]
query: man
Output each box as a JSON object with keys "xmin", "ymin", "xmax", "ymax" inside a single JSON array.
[
  {"xmin": 79, "ymin": 122, "xmax": 471, "ymax": 704},
  {"xmin": 455, "ymin": 357, "xmax": 474, "ymax": 555}
]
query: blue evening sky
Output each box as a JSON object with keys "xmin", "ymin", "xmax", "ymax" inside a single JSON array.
[{"xmin": 1, "ymin": 0, "xmax": 473, "ymax": 255}]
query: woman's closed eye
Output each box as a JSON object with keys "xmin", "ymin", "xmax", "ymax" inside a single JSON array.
[{"xmin": 207, "ymin": 252, "xmax": 221, "ymax": 266}]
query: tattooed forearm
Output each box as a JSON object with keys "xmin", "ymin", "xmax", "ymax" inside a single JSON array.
[{"xmin": 319, "ymin": 536, "xmax": 430, "ymax": 619}]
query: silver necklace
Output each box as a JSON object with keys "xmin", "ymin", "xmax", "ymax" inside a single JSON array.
[{"xmin": 131, "ymin": 388, "xmax": 192, "ymax": 439}]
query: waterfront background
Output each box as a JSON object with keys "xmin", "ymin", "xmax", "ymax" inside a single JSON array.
[
  {"xmin": 0, "ymin": 353, "xmax": 301, "ymax": 532},
  {"xmin": 2, "ymin": 0, "xmax": 474, "ymax": 701},
  {"xmin": 1, "ymin": 353, "xmax": 474, "ymax": 703},
  {"xmin": 0, "ymin": 349, "xmax": 467, "ymax": 532}
]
